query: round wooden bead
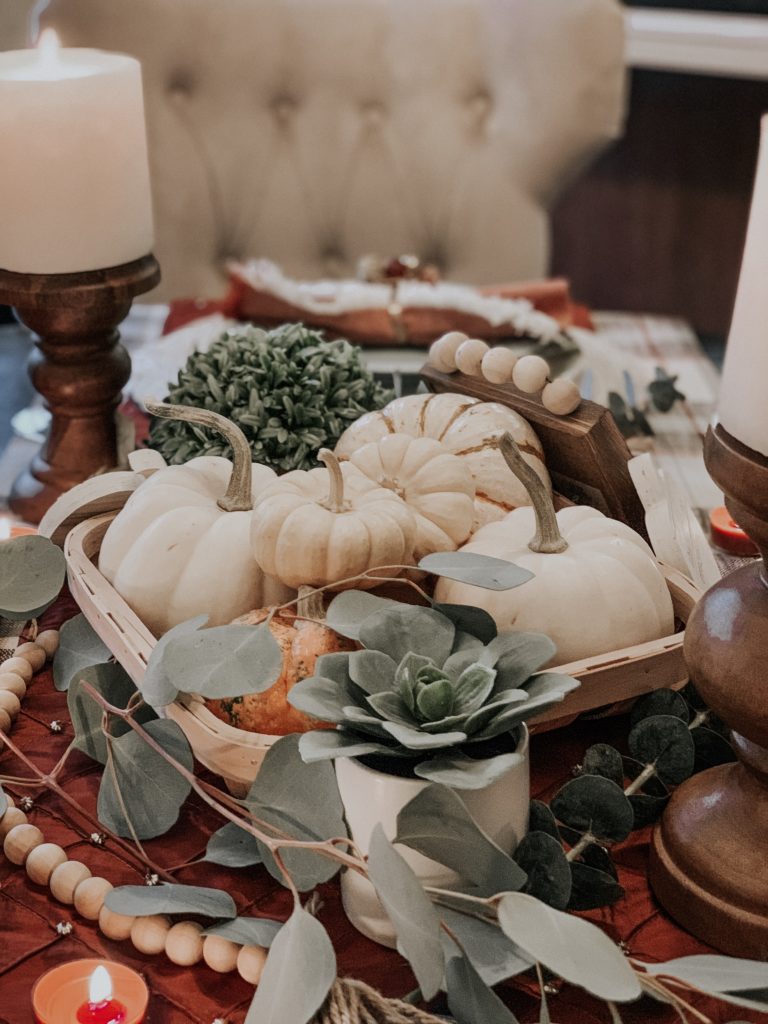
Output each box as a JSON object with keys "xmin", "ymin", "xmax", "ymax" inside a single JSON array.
[
  {"xmin": 0, "ymin": 708, "xmax": 12, "ymax": 735},
  {"xmin": 0, "ymin": 690, "xmax": 21, "ymax": 719},
  {"xmin": 131, "ymin": 915, "xmax": 171, "ymax": 955},
  {"xmin": 512, "ymin": 354, "xmax": 550, "ymax": 393},
  {"xmin": 98, "ymin": 905, "xmax": 136, "ymax": 941},
  {"xmin": 25, "ymin": 843, "xmax": 68, "ymax": 886},
  {"xmin": 0, "ymin": 807, "xmax": 28, "ymax": 839},
  {"xmin": 14, "ymin": 643, "xmax": 46, "ymax": 672},
  {"xmin": 203, "ymin": 934, "xmax": 240, "ymax": 973},
  {"xmin": 50, "ymin": 859, "xmax": 91, "ymax": 904},
  {"xmin": 455, "ymin": 338, "xmax": 490, "ymax": 376},
  {"xmin": 237, "ymin": 944, "xmax": 268, "ymax": 985},
  {"xmin": 0, "ymin": 672, "xmax": 27, "ymax": 699},
  {"xmin": 481, "ymin": 347, "xmax": 518, "ymax": 385},
  {"xmin": 427, "ymin": 331, "xmax": 468, "ymax": 373},
  {"xmin": 35, "ymin": 630, "xmax": 60, "ymax": 660},
  {"xmin": 165, "ymin": 921, "xmax": 205, "ymax": 966},
  {"xmin": 4, "ymin": 823, "xmax": 44, "ymax": 864},
  {"xmin": 74, "ymin": 876, "xmax": 113, "ymax": 920},
  {"xmin": 3, "ymin": 657, "xmax": 33, "ymax": 683},
  {"xmin": 542, "ymin": 378, "xmax": 582, "ymax": 416}
]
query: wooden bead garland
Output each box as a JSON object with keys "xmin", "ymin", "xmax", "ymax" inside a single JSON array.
[
  {"xmin": 50, "ymin": 859, "xmax": 92, "ymax": 904},
  {"xmin": 512, "ymin": 354, "xmax": 550, "ymax": 393},
  {"xmin": 131, "ymin": 914, "xmax": 172, "ymax": 955},
  {"xmin": 203, "ymin": 934, "xmax": 240, "ymax": 973},
  {"xmin": 542, "ymin": 378, "xmax": 582, "ymax": 416},
  {"xmin": 25, "ymin": 842, "xmax": 68, "ymax": 885},
  {"xmin": 454, "ymin": 338, "xmax": 489, "ymax": 376},
  {"xmin": 0, "ymin": 626, "xmax": 270, "ymax": 988},
  {"xmin": 480, "ymin": 347, "xmax": 518, "ymax": 384},
  {"xmin": 0, "ymin": 708, "xmax": 13, "ymax": 735},
  {"xmin": 427, "ymin": 331, "xmax": 468, "ymax": 373}
]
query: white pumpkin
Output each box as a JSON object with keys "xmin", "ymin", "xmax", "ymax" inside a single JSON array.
[
  {"xmin": 99, "ymin": 403, "xmax": 293, "ymax": 637},
  {"xmin": 435, "ymin": 433, "xmax": 674, "ymax": 666},
  {"xmin": 334, "ymin": 392, "xmax": 550, "ymax": 531},
  {"xmin": 251, "ymin": 449, "xmax": 416, "ymax": 590},
  {"xmin": 341, "ymin": 433, "xmax": 475, "ymax": 560}
]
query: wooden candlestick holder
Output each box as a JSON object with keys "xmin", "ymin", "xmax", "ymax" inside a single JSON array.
[
  {"xmin": 0, "ymin": 255, "xmax": 160, "ymax": 524},
  {"xmin": 649, "ymin": 423, "xmax": 768, "ymax": 958}
]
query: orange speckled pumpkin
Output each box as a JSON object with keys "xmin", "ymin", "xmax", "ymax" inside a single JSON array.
[{"xmin": 205, "ymin": 600, "xmax": 357, "ymax": 735}]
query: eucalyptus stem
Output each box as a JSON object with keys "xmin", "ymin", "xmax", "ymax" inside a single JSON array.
[
  {"xmin": 274, "ymin": 563, "xmax": 432, "ymax": 617},
  {"xmin": 624, "ymin": 763, "xmax": 657, "ymax": 798},
  {"xmin": 498, "ymin": 432, "xmax": 567, "ymax": 554},
  {"xmin": 565, "ymin": 831, "xmax": 596, "ymax": 862},
  {"xmin": 145, "ymin": 400, "xmax": 253, "ymax": 513}
]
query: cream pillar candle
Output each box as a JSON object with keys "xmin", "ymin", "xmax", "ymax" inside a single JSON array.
[
  {"xmin": 0, "ymin": 29, "xmax": 153, "ymax": 275},
  {"xmin": 717, "ymin": 115, "xmax": 768, "ymax": 458}
]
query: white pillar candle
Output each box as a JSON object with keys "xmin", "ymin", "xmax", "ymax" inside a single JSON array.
[
  {"xmin": 0, "ymin": 30, "xmax": 154, "ymax": 275},
  {"xmin": 717, "ymin": 115, "xmax": 768, "ymax": 458}
]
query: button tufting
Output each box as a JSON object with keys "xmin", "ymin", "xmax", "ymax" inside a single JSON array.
[
  {"xmin": 467, "ymin": 88, "xmax": 493, "ymax": 124},
  {"xmin": 271, "ymin": 94, "xmax": 299, "ymax": 123},
  {"xmin": 360, "ymin": 99, "xmax": 386, "ymax": 129},
  {"xmin": 167, "ymin": 69, "xmax": 196, "ymax": 99}
]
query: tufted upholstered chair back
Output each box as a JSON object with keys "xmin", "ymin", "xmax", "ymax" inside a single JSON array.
[{"xmin": 16, "ymin": 0, "xmax": 624, "ymax": 300}]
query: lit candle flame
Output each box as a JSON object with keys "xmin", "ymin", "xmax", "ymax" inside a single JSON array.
[{"xmin": 88, "ymin": 965, "xmax": 113, "ymax": 1005}]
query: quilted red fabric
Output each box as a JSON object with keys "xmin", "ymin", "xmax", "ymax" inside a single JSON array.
[{"xmin": 0, "ymin": 595, "xmax": 763, "ymax": 1024}]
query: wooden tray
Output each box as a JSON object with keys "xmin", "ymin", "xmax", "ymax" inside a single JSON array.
[{"xmin": 64, "ymin": 512, "xmax": 700, "ymax": 788}]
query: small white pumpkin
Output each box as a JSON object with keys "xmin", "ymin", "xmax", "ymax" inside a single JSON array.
[
  {"xmin": 341, "ymin": 433, "xmax": 475, "ymax": 560},
  {"xmin": 99, "ymin": 403, "xmax": 293, "ymax": 637},
  {"xmin": 251, "ymin": 449, "xmax": 416, "ymax": 590},
  {"xmin": 334, "ymin": 392, "xmax": 550, "ymax": 532},
  {"xmin": 435, "ymin": 433, "xmax": 674, "ymax": 666}
]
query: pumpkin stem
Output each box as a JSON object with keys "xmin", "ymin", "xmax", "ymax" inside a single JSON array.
[
  {"xmin": 498, "ymin": 432, "xmax": 568, "ymax": 554},
  {"xmin": 318, "ymin": 449, "xmax": 346, "ymax": 512},
  {"xmin": 145, "ymin": 401, "xmax": 253, "ymax": 512},
  {"xmin": 296, "ymin": 585, "xmax": 326, "ymax": 621}
]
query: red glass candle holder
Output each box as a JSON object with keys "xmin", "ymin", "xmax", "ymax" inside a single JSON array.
[{"xmin": 32, "ymin": 959, "xmax": 148, "ymax": 1024}]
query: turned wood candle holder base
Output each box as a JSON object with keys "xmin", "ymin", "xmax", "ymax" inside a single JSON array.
[
  {"xmin": 649, "ymin": 423, "xmax": 768, "ymax": 959},
  {"xmin": 0, "ymin": 255, "xmax": 160, "ymax": 524}
]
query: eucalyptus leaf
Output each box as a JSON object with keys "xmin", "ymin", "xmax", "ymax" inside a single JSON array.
[
  {"xmin": 106, "ymin": 883, "xmax": 236, "ymax": 919},
  {"xmin": 630, "ymin": 689, "xmax": 689, "ymax": 727},
  {"xmin": 497, "ymin": 892, "xmax": 642, "ymax": 1002},
  {"xmin": 419, "ymin": 551, "xmax": 534, "ymax": 591},
  {"xmin": 692, "ymin": 727, "xmax": 736, "ymax": 771},
  {"xmin": 528, "ymin": 800, "xmax": 560, "ymax": 841},
  {"xmin": 414, "ymin": 750, "xmax": 525, "ymax": 791},
  {"xmin": 643, "ymin": 955, "xmax": 768, "ymax": 995},
  {"xmin": 205, "ymin": 821, "xmax": 262, "ymax": 868},
  {"xmin": 432, "ymin": 602, "xmax": 497, "ymax": 644},
  {"xmin": 97, "ymin": 719, "xmax": 193, "ymax": 839},
  {"xmin": 580, "ymin": 843, "xmax": 618, "ymax": 879},
  {"xmin": 514, "ymin": 832, "xmax": 571, "ymax": 910},
  {"xmin": 53, "ymin": 614, "xmax": 112, "ymax": 692},
  {"xmin": 325, "ymin": 590, "xmax": 400, "ymax": 641},
  {"xmin": 367, "ymin": 824, "xmax": 444, "ymax": 1000},
  {"xmin": 141, "ymin": 615, "xmax": 208, "ymax": 707},
  {"xmin": 68, "ymin": 662, "xmax": 157, "ymax": 765},
  {"xmin": 551, "ymin": 775, "xmax": 633, "ymax": 843},
  {"xmin": 395, "ymin": 784, "xmax": 526, "ymax": 896},
  {"xmin": 246, "ymin": 735, "xmax": 347, "ymax": 891},
  {"xmin": 203, "ymin": 916, "xmax": 282, "ymax": 947},
  {"xmin": 359, "ymin": 605, "xmax": 455, "ymax": 667},
  {"xmin": 162, "ymin": 621, "xmax": 282, "ymax": 699},
  {"xmin": 629, "ymin": 792, "xmax": 669, "ymax": 828},
  {"xmin": 438, "ymin": 907, "xmax": 532, "ymax": 986},
  {"xmin": 446, "ymin": 953, "xmax": 522, "ymax": 1024},
  {"xmin": 0, "ymin": 783, "xmax": 6, "ymax": 818},
  {"xmin": 567, "ymin": 862, "xmax": 625, "ymax": 911},
  {"xmin": 581, "ymin": 744, "xmax": 625, "ymax": 788},
  {"xmin": 628, "ymin": 714, "xmax": 695, "ymax": 785},
  {"xmin": 244, "ymin": 906, "xmax": 336, "ymax": 1024},
  {"xmin": 0, "ymin": 535, "xmax": 66, "ymax": 618}
]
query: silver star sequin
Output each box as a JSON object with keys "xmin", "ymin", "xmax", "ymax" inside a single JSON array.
[
  {"xmin": 90, "ymin": 832, "xmax": 107, "ymax": 847},
  {"xmin": 19, "ymin": 796, "xmax": 34, "ymax": 812},
  {"xmin": 144, "ymin": 872, "xmax": 159, "ymax": 886},
  {"xmin": 49, "ymin": 720, "xmax": 63, "ymax": 734},
  {"xmin": 55, "ymin": 921, "xmax": 73, "ymax": 937}
]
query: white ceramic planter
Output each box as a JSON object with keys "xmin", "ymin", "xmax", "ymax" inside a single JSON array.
[{"xmin": 335, "ymin": 726, "xmax": 530, "ymax": 946}]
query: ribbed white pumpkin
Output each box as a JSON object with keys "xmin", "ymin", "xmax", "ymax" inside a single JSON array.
[
  {"xmin": 341, "ymin": 433, "xmax": 475, "ymax": 560},
  {"xmin": 99, "ymin": 403, "xmax": 293, "ymax": 637},
  {"xmin": 251, "ymin": 449, "xmax": 416, "ymax": 590},
  {"xmin": 435, "ymin": 434, "xmax": 674, "ymax": 666},
  {"xmin": 334, "ymin": 392, "xmax": 550, "ymax": 531}
]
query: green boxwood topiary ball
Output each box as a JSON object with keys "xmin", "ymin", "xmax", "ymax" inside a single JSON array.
[{"xmin": 148, "ymin": 322, "xmax": 393, "ymax": 472}]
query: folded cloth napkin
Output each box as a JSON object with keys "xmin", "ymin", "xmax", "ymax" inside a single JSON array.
[{"xmin": 163, "ymin": 259, "xmax": 591, "ymax": 344}]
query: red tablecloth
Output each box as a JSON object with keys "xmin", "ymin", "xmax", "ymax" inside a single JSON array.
[{"xmin": 0, "ymin": 596, "xmax": 763, "ymax": 1024}]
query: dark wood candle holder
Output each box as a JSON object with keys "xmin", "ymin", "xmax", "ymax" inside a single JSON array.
[
  {"xmin": 649, "ymin": 422, "xmax": 768, "ymax": 958},
  {"xmin": 0, "ymin": 255, "xmax": 160, "ymax": 524}
]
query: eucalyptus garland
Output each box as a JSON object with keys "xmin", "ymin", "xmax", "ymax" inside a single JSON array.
[{"xmin": 148, "ymin": 323, "xmax": 393, "ymax": 473}]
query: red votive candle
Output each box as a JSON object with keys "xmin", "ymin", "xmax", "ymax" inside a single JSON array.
[
  {"xmin": 709, "ymin": 506, "xmax": 759, "ymax": 556},
  {"xmin": 32, "ymin": 960, "xmax": 148, "ymax": 1024}
]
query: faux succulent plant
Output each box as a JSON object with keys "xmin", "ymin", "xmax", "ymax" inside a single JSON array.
[
  {"xmin": 289, "ymin": 592, "xmax": 579, "ymax": 787},
  {"xmin": 148, "ymin": 322, "xmax": 393, "ymax": 472}
]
